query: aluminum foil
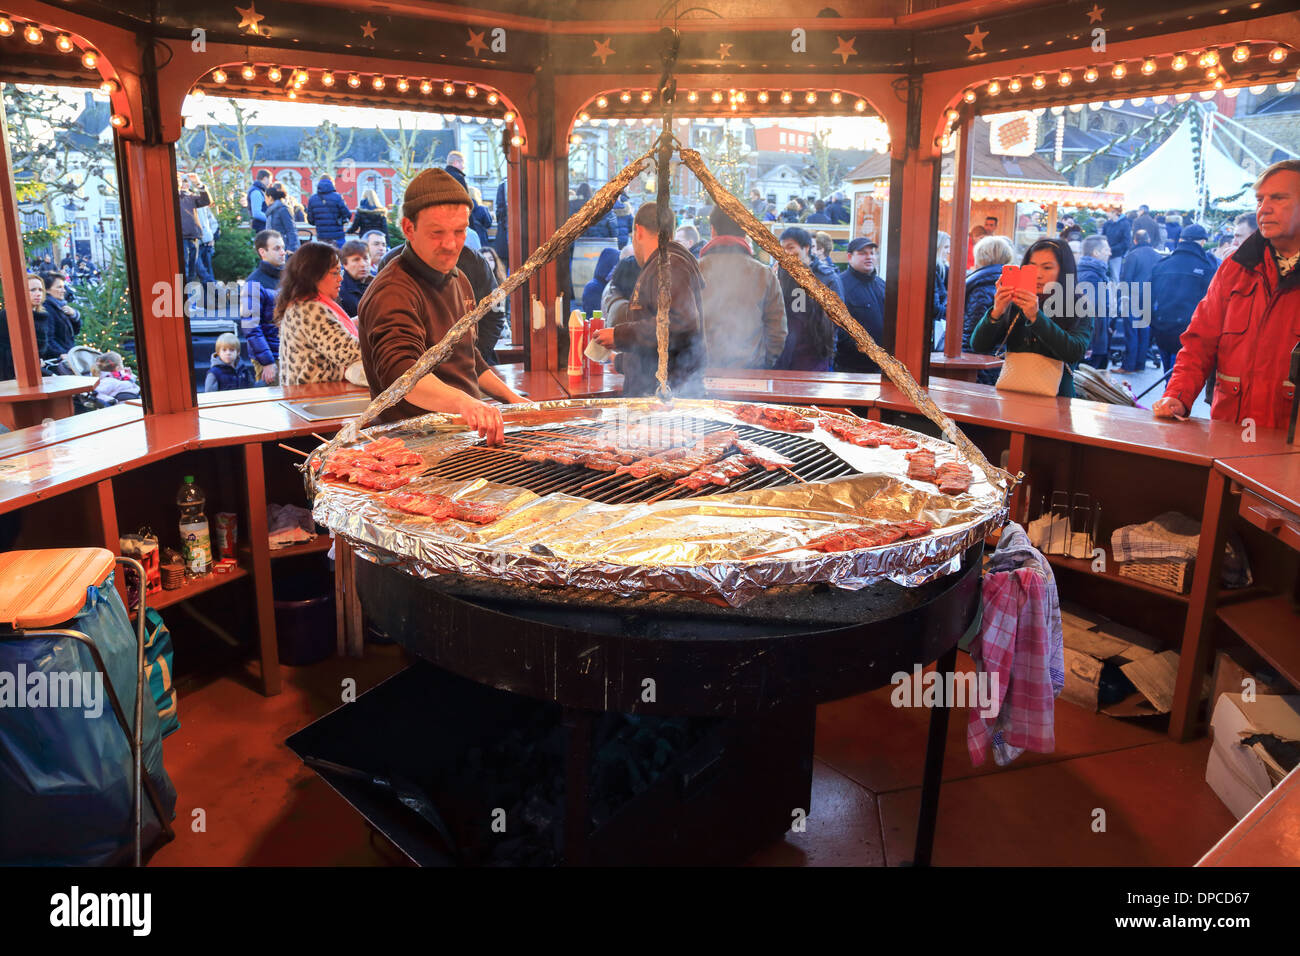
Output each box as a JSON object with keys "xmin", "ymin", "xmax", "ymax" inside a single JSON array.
[{"xmin": 311, "ymin": 399, "xmax": 1011, "ymax": 606}]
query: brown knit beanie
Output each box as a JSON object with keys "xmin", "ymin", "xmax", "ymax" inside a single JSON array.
[{"xmin": 401, "ymin": 168, "xmax": 472, "ymax": 223}]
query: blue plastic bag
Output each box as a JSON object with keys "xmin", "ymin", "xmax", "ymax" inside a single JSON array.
[
  {"xmin": 143, "ymin": 608, "xmax": 180, "ymax": 740},
  {"xmin": 0, "ymin": 571, "xmax": 177, "ymax": 865}
]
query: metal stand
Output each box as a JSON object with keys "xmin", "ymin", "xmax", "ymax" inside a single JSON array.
[
  {"xmin": 4, "ymin": 557, "xmax": 172, "ymax": 865},
  {"xmin": 910, "ymin": 642, "xmax": 958, "ymax": 867}
]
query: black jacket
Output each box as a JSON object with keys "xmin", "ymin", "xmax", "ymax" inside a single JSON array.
[
  {"xmin": 1151, "ymin": 241, "xmax": 1219, "ymax": 344},
  {"xmin": 339, "ymin": 272, "xmax": 373, "ymax": 316},
  {"xmin": 492, "ymin": 180, "xmax": 509, "ymax": 261},
  {"xmin": 1102, "ymin": 217, "xmax": 1131, "ymax": 259},
  {"xmin": 836, "ymin": 266, "xmax": 886, "ymax": 373}
]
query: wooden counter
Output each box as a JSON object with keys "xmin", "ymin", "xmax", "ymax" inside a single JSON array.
[
  {"xmin": 0, "ymin": 375, "xmax": 98, "ymax": 430},
  {"xmin": 1198, "ymin": 764, "xmax": 1300, "ymax": 866}
]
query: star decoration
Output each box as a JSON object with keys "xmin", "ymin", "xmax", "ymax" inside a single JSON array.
[
  {"xmin": 964, "ymin": 23, "xmax": 988, "ymax": 52},
  {"xmin": 467, "ymin": 28, "xmax": 488, "ymax": 56},
  {"xmin": 832, "ymin": 35, "xmax": 857, "ymax": 65},
  {"xmin": 1087, "ymin": 4, "xmax": 1104, "ymax": 23},
  {"xmin": 718, "ymin": 42, "xmax": 732, "ymax": 61},
  {"xmin": 235, "ymin": 2, "xmax": 264, "ymax": 35},
  {"xmin": 592, "ymin": 37, "xmax": 615, "ymax": 65},
  {"xmin": 361, "ymin": 20, "xmax": 377, "ymax": 39}
]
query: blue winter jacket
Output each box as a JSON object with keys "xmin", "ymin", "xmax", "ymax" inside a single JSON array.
[
  {"xmin": 836, "ymin": 265, "xmax": 886, "ymax": 373},
  {"xmin": 205, "ymin": 353, "xmax": 255, "ymax": 392},
  {"xmin": 265, "ymin": 200, "xmax": 300, "ymax": 252},
  {"xmin": 1075, "ymin": 255, "xmax": 1112, "ymax": 360},
  {"xmin": 826, "ymin": 200, "xmax": 850, "ymax": 225},
  {"xmin": 582, "ymin": 247, "xmax": 621, "ymax": 316},
  {"xmin": 242, "ymin": 261, "xmax": 281, "ymax": 367},
  {"xmin": 1150, "ymin": 240, "xmax": 1219, "ymax": 347},
  {"xmin": 963, "ymin": 264, "xmax": 1003, "ymax": 350},
  {"xmin": 306, "ymin": 177, "xmax": 351, "ymax": 246},
  {"xmin": 247, "ymin": 180, "xmax": 268, "ymax": 231}
]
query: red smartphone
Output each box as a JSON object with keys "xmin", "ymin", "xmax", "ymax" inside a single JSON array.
[{"xmin": 1000, "ymin": 264, "xmax": 1036, "ymax": 293}]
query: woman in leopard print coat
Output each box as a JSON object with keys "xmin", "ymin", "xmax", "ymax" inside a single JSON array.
[{"xmin": 274, "ymin": 241, "xmax": 361, "ymax": 386}]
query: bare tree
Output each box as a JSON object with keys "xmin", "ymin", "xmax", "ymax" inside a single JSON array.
[
  {"xmin": 300, "ymin": 118, "xmax": 355, "ymax": 188},
  {"xmin": 376, "ymin": 117, "xmax": 439, "ymax": 199}
]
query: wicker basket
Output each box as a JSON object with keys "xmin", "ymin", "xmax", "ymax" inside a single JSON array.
[{"xmin": 1116, "ymin": 557, "xmax": 1191, "ymax": 594}]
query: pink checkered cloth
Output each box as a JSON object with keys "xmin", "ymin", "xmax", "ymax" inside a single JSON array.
[{"xmin": 967, "ymin": 525, "xmax": 1064, "ymax": 767}]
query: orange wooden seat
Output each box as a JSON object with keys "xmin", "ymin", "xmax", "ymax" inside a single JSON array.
[{"xmin": 0, "ymin": 548, "xmax": 116, "ymax": 629}]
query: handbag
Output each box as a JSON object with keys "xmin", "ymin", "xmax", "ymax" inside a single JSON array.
[{"xmin": 994, "ymin": 312, "xmax": 1064, "ymax": 397}]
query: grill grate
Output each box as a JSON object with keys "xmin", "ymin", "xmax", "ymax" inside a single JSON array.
[{"xmin": 419, "ymin": 414, "xmax": 857, "ymax": 504}]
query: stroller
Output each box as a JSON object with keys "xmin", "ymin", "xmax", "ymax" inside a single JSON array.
[{"xmin": 51, "ymin": 345, "xmax": 142, "ymax": 413}]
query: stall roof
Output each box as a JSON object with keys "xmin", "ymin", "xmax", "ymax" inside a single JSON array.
[{"xmin": 1106, "ymin": 118, "xmax": 1254, "ymax": 210}]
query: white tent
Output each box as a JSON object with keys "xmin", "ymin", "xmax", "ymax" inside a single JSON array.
[{"xmin": 1108, "ymin": 117, "xmax": 1254, "ymax": 211}]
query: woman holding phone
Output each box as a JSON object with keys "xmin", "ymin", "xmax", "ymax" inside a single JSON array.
[{"xmin": 969, "ymin": 237, "xmax": 1093, "ymax": 397}]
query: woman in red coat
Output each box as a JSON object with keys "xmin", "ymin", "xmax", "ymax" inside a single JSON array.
[{"xmin": 1154, "ymin": 161, "xmax": 1300, "ymax": 430}]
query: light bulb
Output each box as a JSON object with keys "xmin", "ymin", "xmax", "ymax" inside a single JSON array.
[
  {"xmin": 510, "ymin": 134, "xmax": 523, "ymax": 147},
  {"xmin": 503, "ymin": 110, "xmax": 516, "ymax": 123},
  {"xmin": 1058, "ymin": 71, "xmax": 1073, "ymax": 86},
  {"xmin": 348, "ymin": 74, "xmax": 361, "ymax": 88},
  {"xmin": 1268, "ymin": 47, "xmax": 1287, "ymax": 63},
  {"xmin": 987, "ymin": 80, "xmax": 1000, "ymax": 95},
  {"xmin": 0, "ymin": 19, "xmax": 13, "ymax": 37},
  {"xmin": 266, "ymin": 66, "xmax": 282, "ymax": 82},
  {"xmin": 466, "ymin": 84, "xmax": 478, "ymax": 97},
  {"xmin": 579, "ymin": 111, "xmax": 590, "ymax": 122},
  {"xmin": 372, "ymin": 75, "xmax": 385, "ymax": 90},
  {"xmin": 596, "ymin": 95, "xmax": 608, "ymax": 108},
  {"xmin": 1083, "ymin": 68, "xmax": 1098, "ymax": 83},
  {"xmin": 758, "ymin": 91, "xmax": 770, "ymax": 104},
  {"xmin": 241, "ymin": 64, "xmax": 255, "ymax": 80},
  {"xmin": 1233, "ymin": 45, "xmax": 1250, "ymax": 63},
  {"xmin": 1008, "ymin": 77, "xmax": 1022, "ymax": 93},
  {"xmin": 854, "ymin": 99, "xmax": 866, "ymax": 112},
  {"xmin": 81, "ymin": 49, "xmax": 99, "ymax": 70},
  {"xmin": 99, "ymin": 78, "xmax": 119, "ymax": 94},
  {"xmin": 55, "ymin": 33, "xmax": 74, "ymax": 53},
  {"xmin": 1032, "ymin": 74, "xmax": 1046, "ymax": 89},
  {"xmin": 486, "ymin": 91, "xmax": 498, "ymax": 105},
  {"xmin": 620, "ymin": 90, "xmax": 631, "ymax": 103},
  {"xmin": 212, "ymin": 69, "xmax": 228, "ymax": 84},
  {"xmin": 964, "ymin": 88, "xmax": 977, "ymax": 102},
  {"xmin": 830, "ymin": 91, "xmax": 842, "ymax": 104},
  {"xmin": 1204, "ymin": 50, "xmax": 1219, "ymax": 67},
  {"xmin": 190, "ymin": 86, "xmax": 205, "ymax": 100},
  {"xmin": 420, "ymin": 80, "xmax": 432, "ymax": 94},
  {"xmin": 287, "ymin": 90, "xmax": 297, "ymax": 99},
  {"xmin": 805, "ymin": 91, "xmax": 818, "ymax": 104},
  {"xmin": 109, "ymin": 113, "xmax": 128, "ymax": 128},
  {"xmin": 711, "ymin": 90, "xmax": 723, "ymax": 103},
  {"xmin": 396, "ymin": 77, "xmax": 409, "ymax": 92},
  {"xmin": 1141, "ymin": 59, "xmax": 1156, "ymax": 75},
  {"xmin": 1171, "ymin": 54, "xmax": 1188, "ymax": 70},
  {"xmin": 686, "ymin": 90, "xmax": 698, "ymax": 103},
  {"xmin": 735, "ymin": 91, "xmax": 746, "ymax": 103},
  {"xmin": 443, "ymin": 82, "xmax": 455, "ymax": 95},
  {"xmin": 1111, "ymin": 63, "xmax": 1127, "ymax": 79},
  {"xmin": 23, "ymin": 24, "xmax": 43, "ymax": 45},
  {"xmin": 322, "ymin": 71, "xmax": 335, "ymax": 86},
  {"xmin": 781, "ymin": 91, "xmax": 792, "ymax": 103}
]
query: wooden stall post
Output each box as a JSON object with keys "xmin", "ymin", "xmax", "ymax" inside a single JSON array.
[
  {"xmin": 0, "ymin": 92, "xmax": 41, "ymax": 388},
  {"xmin": 241, "ymin": 443, "xmax": 283, "ymax": 696},
  {"xmin": 945, "ymin": 114, "xmax": 974, "ymax": 360},
  {"xmin": 1170, "ymin": 468, "xmax": 1233, "ymax": 741}
]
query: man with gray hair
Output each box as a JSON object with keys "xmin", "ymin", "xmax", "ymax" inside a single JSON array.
[
  {"xmin": 1076, "ymin": 234, "xmax": 1113, "ymax": 369},
  {"xmin": 1155, "ymin": 159, "xmax": 1300, "ymax": 427}
]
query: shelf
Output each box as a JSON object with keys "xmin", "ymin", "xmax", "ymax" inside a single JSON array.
[
  {"xmin": 1217, "ymin": 596, "xmax": 1300, "ymax": 689},
  {"xmin": 148, "ymin": 564, "xmax": 249, "ymax": 611},
  {"xmin": 1046, "ymin": 550, "xmax": 1266, "ymax": 606},
  {"xmin": 1046, "ymin": 551, "xmax": 1191, "ymax": 603},
  {"xmin": 267, "ymin": 536, "xmax": 331, "ymax": 560}
]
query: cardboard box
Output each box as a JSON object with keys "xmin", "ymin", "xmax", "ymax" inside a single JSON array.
[{"xmin": 1206, "ymin": 694, "xmax": 1300, "ymax": 819}]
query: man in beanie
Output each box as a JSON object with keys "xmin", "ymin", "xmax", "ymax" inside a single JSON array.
[{"xmin": 357, "ymin": 167, "xmax": 523, "ymax": 442}]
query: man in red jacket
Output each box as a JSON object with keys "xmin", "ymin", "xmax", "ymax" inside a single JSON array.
[{"xmin": 1154, "ymin": 160, "xmax": 1300, "ymax": 429}]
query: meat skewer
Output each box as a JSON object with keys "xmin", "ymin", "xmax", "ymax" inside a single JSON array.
[{"xmin": 746, "ymin": 520, "xmax": 934, "ymax": 559}]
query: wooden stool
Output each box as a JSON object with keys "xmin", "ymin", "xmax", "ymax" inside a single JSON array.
[{"xmin": 0, "ymin": 548, "xmax": 171, "ymax": 865}]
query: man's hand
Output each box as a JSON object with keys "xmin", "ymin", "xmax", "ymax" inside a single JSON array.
[
  {"xmin": 454, "ymin": 394, "xmax": 505, "ymax": 445},
  {"xmin": 260, "ymin": 364, "xmax": 277, "ymax": 385},
  {"xmin": 593, "ymin": 327, "xmax": 616, "ymax": 349},
  {"xmin": 1152, "ymin": 396, "xmax": 1187, "ymax": 419}
]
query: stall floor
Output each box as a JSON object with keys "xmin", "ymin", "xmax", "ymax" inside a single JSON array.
[{"xmin": 147, "ymin": 647, "xmax": 1236, "ymax": 867}]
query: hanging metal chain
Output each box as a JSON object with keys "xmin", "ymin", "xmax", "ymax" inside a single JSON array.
[
  {"xmin": 653, "ymin": 27, "xmax": 681, "ymax": 403},
  {"xmin": 679, "ymin": 147, "xmax": 1010, "ymax": 494}
]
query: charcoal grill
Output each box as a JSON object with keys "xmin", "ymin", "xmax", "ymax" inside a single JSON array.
[{"xmin": 422, "ymin": 417, "xmax": 856, "ymax": 505}]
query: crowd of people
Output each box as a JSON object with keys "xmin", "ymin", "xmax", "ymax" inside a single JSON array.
[{"xmin": 194, "ymin": 151, "xmax": 511, "ymax": 392}]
